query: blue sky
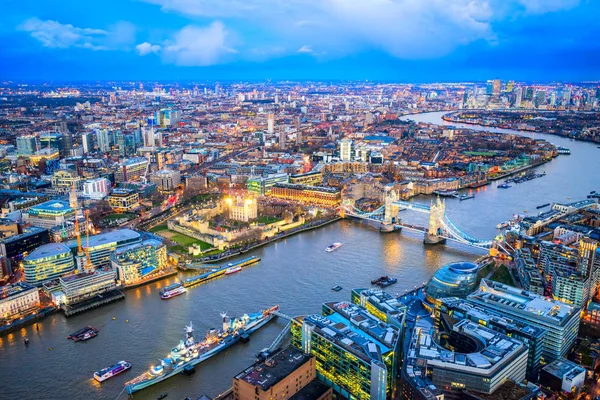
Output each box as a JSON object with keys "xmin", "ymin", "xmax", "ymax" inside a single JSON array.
[{"xmin": 1, "ymin": 0, "xmax": 599, "ymax": 81}]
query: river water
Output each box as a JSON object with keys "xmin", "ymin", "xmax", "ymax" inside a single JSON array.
[{"xmin": 3, "ymin": 111, "xmax": 599, "ymax": 400}]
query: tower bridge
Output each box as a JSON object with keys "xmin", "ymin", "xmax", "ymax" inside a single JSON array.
[{"xmin": 341, "ymin": 187, "xmax": 507, "ymax": 252}]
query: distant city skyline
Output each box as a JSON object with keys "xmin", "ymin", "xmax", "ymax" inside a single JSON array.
[{"xmin": 1, "ymin": 0, "xmax": 599, "ymax": 81}]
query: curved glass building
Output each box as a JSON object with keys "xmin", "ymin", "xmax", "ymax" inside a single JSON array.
[
  {"xmin": 23, "ymin": 243, "xmax": 75, "ymax": 285},
  {"xmin": 425, "ymin": 261, "xmax": 479, "ymax": 303}
]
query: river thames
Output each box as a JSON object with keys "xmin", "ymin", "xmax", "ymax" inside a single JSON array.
[{"xmin": 3, "ymin": 111, "xmax": 600, "ymax": 400}]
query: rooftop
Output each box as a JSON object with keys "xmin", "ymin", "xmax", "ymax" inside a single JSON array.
[
  {"xmin": 289, "ymin": 379, "xmax": 331, "ymax": 400},
  {"xmin": 235, "ymin": 346, "xmax": 311, "ymax": 392},
  {"xmin": 28, "ymin": 200, "xmax": 74, "ymax": 214},
  {"xmin": 542, "ymin": 358, "xmax": 585, "ymax": 380},
  {"xmin": 1, "ymin": 226, "xmax": 47, "ymax": 244},
  {"xmin": 65, "ymin": 229, "xmax": 140, "ymax": 249},
  {"xmin": 0, "ymin": 282, "xmax": 37, "ymax": 300},
  {"xmin": 25, "ymin": 243, "xmax": 72, "ymax": 260},
  {"xmin": 468, "ymin": 279, "xmax": 579, "ymax": 326}
]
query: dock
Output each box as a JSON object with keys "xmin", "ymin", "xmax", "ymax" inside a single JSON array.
[{"xmin": 62, "ymin": 289, "xmax": 125, "ymax": 317}]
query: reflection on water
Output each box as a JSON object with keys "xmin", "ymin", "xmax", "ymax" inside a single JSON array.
[{"xmin": 5, "ymin": 112, "xmax": 600, "ymax": 400}]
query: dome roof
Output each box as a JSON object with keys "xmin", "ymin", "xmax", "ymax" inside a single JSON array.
[{"xmin": 425, "ymin": 261, "xmax": 480, "ymax": 303}]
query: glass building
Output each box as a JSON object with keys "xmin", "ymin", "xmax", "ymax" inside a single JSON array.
[
  {"xmin": 65, "ymin": 229, "xmax": 141, "ymax": 269},
  {"xmin": 291, "ymin": 301, "xmax": 400, "ymax": 399},
  {"xmin": 468, "ymin": 279, "xmax": 580, "ymax": 363},
  {"xmin": 23, "ymin": 243, "xmax": 75, "ymax": 285},
  {"xmin": 424, "ymin": 261, "xmax": 479, "ymax": 304},
  {"xmin": 111, "ymin": 239, "xmax": 167, "ymax": 285}
]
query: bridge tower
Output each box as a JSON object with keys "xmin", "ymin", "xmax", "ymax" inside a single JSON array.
[
  {"xmin": 380, "ymin": 186, "xmax": 399, "ymax": 232},
  {"xmin": 425, "ymin": 196, "xmax": 447, "ymax": 244}
]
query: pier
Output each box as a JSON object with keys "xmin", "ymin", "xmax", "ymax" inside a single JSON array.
[{"xmin": 62, "ymin": 289, "xmax": 125, "ymax": 317}]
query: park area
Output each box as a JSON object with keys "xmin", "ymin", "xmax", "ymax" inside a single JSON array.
[{"xmin": 149, "ymin": 224, "xmax": 216, "ymax": 255}]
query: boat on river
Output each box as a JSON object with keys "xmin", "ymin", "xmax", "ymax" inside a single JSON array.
[{"xmin": 124, "ymin": 306, "xmax": 279, "ymax": 395}]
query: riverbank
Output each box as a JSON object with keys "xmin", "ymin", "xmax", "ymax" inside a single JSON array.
[
  {"xmin": 119, "ymin": 269, "xmax": 178, "ymax": 290},
  {"xmin": 0, "ymin": 306, "xmax": 57, "ymax": 337},
  {"xmin": 441, "ymin": 112, "xmax": 600, "ymax": 145},
  {"xmin": 180, "ymin": 216, "xmax": 342, "ymax": 267}
]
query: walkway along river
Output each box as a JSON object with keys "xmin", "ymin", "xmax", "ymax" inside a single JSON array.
[{"xmin": 3, "ymin": 111, "xmax": 600, "ymax": 400}]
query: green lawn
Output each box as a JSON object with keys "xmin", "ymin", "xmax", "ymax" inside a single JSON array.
[
  {"xmin": 256, "ymin": 216, "xmax": 282, "ymax": 224},
  {"xmin": 103, "ymin": 213, "xmax": 135, "ymax": 221},
  {"xmin": 169, "ymin": 233, "xmax": 213, "ymax": 250},
  {"xmin": 489, "ymin": 265, "xmax": 514, "ymax": 286},
  {"xmin": 149, "ymin": 223, "xmax": 168, "ymax": 233}
]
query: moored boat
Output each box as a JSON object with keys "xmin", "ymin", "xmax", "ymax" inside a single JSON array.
[
  {"xmin": 160, "ymin": 283, "xmax": 187, "ymax": 300},
  {"xmin": 124, "ymin": 306, "xmax": 279, "ymax": 395},
  {"xmin": 224, "ymin": 266, "xmax": 242, "ymax": 275}
]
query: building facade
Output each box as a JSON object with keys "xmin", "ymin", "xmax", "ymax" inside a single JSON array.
[
  {"xmin": 269, "ymin": 184, "xmax": 341, "ymax": 206},
  {"xmin": 0, "ymin": 282, "xmax": 40, "ymax": 321},
  {"xmin": 23, "ymin": 243, "xmax": 75, "ymax": 285},
  {"xmin": 111, "ymin": 239, "xmax": 167, "ymax": 285},
  {"xmin": 108, "ymin": 189, "xmax": 140, "ymax": 212}
]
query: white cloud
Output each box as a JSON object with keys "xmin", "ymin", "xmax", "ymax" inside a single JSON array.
[
  {"xmin": 297, "ymin": 45, "xmax": 313, "ymax": 54},
  {"xmin": 141, "ymin": 0, "xmax": 581, "ymax": 62},
  {"xmin": 18, "ymin": 18, "xmax": 135, "ymax": 51},
  {"xmin": 136, "ymin": 42, "xmax": 162, "ymax": 55},
  {"xmin": 135, "ymin": 21, "xmax": 235, "ymax": 66}
]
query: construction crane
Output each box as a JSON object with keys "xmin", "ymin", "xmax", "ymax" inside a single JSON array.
[{"xmin": 83, "ymin": 210, "xmax": 94, "ymax": 272}]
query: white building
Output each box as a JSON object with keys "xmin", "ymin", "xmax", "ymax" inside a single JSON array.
[
  {"xmin": 150, "ymin": 169, "xmax": 181, "ymax": 192},
  {"xmin": 82, "ymin": 178, "xmax": 111, "ymax": 200},
  {"xmin": 339, "ymin": 138, "xmax": 353, "ymax": 161},
  {"xmin": 267, "ymin": 113, "xmax": 275, "ymax": 134},
  {"xmin": 59, "ymin": 270, "xmax": 117, "ymax": 305},
  {"xmin": 227, "ymin": 197, "xmax": 258, "ymax": 222},
  {"xmin": 0, "ymin": 282, "xmax": 40, "ymax": 320}
]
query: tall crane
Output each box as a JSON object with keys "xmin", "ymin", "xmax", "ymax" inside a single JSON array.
[{"xmin": 83, "ymin": 210, "xmax": 94, "ymax": 273}]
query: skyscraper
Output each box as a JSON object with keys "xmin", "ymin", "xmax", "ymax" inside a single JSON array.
[
  {"xmin": 578, "ymin": 238, "xmax": 599, "ymax": 306},
  {"xmin": 267, "ymin": 113, "xmax": 275, "ymax": 134},
  {"xmin": 16, "ymin": 135, "xmax": 37, "ymax": 155},
  {"xmin": 339, "ymin": 138, "xmax": 353, "ymax": 161},
  {"xmin": 95, "ymin": 129, "xmax": 110, "ymax": 152},
  {"xmin": 515, "ymin": 87, "xmax": 523, "ymax": 108},
  {"xmin": 81, "ymin": 132, "xmax": 93, "ymax": 154},
  {"xmin": 278, "ymin": 127, "xmax": 286, "ymax": 150},
  {"xmin": 492, "ymin": 79, "xmax": 501, "ymax": 96}
]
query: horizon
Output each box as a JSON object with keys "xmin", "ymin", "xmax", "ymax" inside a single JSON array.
[{"xmin": 2, "ymin": 0, "xmax": 599, "ymax": 81}]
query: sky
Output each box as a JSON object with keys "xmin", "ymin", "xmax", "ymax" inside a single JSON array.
[{"xmin": 1, "ymin": 0, "xmax": 599, "ymax": 82}]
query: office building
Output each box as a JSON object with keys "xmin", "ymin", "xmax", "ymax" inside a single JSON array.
[
  {"xmin": 58, "ymin": 270, "xmax": 116, "ymax": 305},
  {"xmin": 111, "ymin": 239, "xmax": 167, "ymax": 285},
  {"xmin": 578, "ymin": 238, "xmax": 598, "ymax": 302},
  {"xmin": 81, "ymin": 132, "xmax": 94, "ymax": 153},
  {"xmin": 51, "ymin": 170, "xmax": 82, "ymax": 194},
  {"xmin": 492, "ymin": 79, "xmax": 501, "ymax": 96},
  {"xmin": 65, "ymin": 228, "xmax": 141, "ymax": 270},
  {"xmin": 150, "ymin": 169, "xmax": 181, "ymax": 192},
  {"xmin": 339, "ymin": 139, "xmax": 353, "ymax": 161},
  {"xmin": 424, "ymin": 261, "xmax": 479, "ymax": 305},
  {"xmin": 551, "ymin": 269, "xmax": 588, "ymax": 308},
  {"xmin": 539, "ymin": 359, "xmax": 585, "ymax": 393},
  {"xmin": 16, "ymin": 135, "xmax": 37, "ymax": 155},
  {"xmin": 269, "ymin": 184, "xmax": 341, "ymax": 206},
  {"xmin": 351, "ymin": 288, "xmax": 407, "ymax": 329},
  {"xmin": 22, "ymin": 200, "xmax": 75, "ymax": 229},
  {"xmin": 29, "ymin": 148, "xmax": 60, "ymax": 166},
  {"xmin": 291, "ymin": 301, "xmax": 400, "ymax": 399},
  {"xmin": 279, "ymin": 128, "xmax": 286, "ymax": 150},
  {"xmin": 0, "ymin": 282, "xmax": 40, "ymax": 321},
  {"xmin": 233, "ymin": 346, "xmax": 332, "ymax": 400},
  {"xmin": 289, "ymin": 171, "xmax": 323, "ymax": 186},
  {"xmin": 39, "ymin": 133, "xmax": 65, "ymax": 156},
  {"xmin": 0, "ymin": 226, "xmax": 50, "ymax": 260},
  {"xmin": 436, "ymin": 297, "xmax": 545, "ymax": 381},
  {"xmin": 468, "ymin": 280, "xmax": 580, "ymax": 363},
  {"xmin": 82, "ymin": 178, "xmax": 111, "ymax": 200},
  {"xmin": 95, "ymin": 129, "xmax": 110, "ymax": 152},
  {"xmin": 247, "ymin": 173, "xmax": 289, "ymax": 195},
  {"xmin": 23, "ymin": 243, "xmax": 75, "ymax": 285},
  {"xmin": 404, "ymin": 318, "xmax": 527, "ymax": 395},
  {"xmin": 108, "ymin": 189, "xmax": 140, "ymax": 212},
  {"xmin": 115, "ymin": 157, "xmax": 148, "ymax": 183},
  {"xmin": 267, "ymin": 113, "xmax": 275, "ymax": 134}
]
